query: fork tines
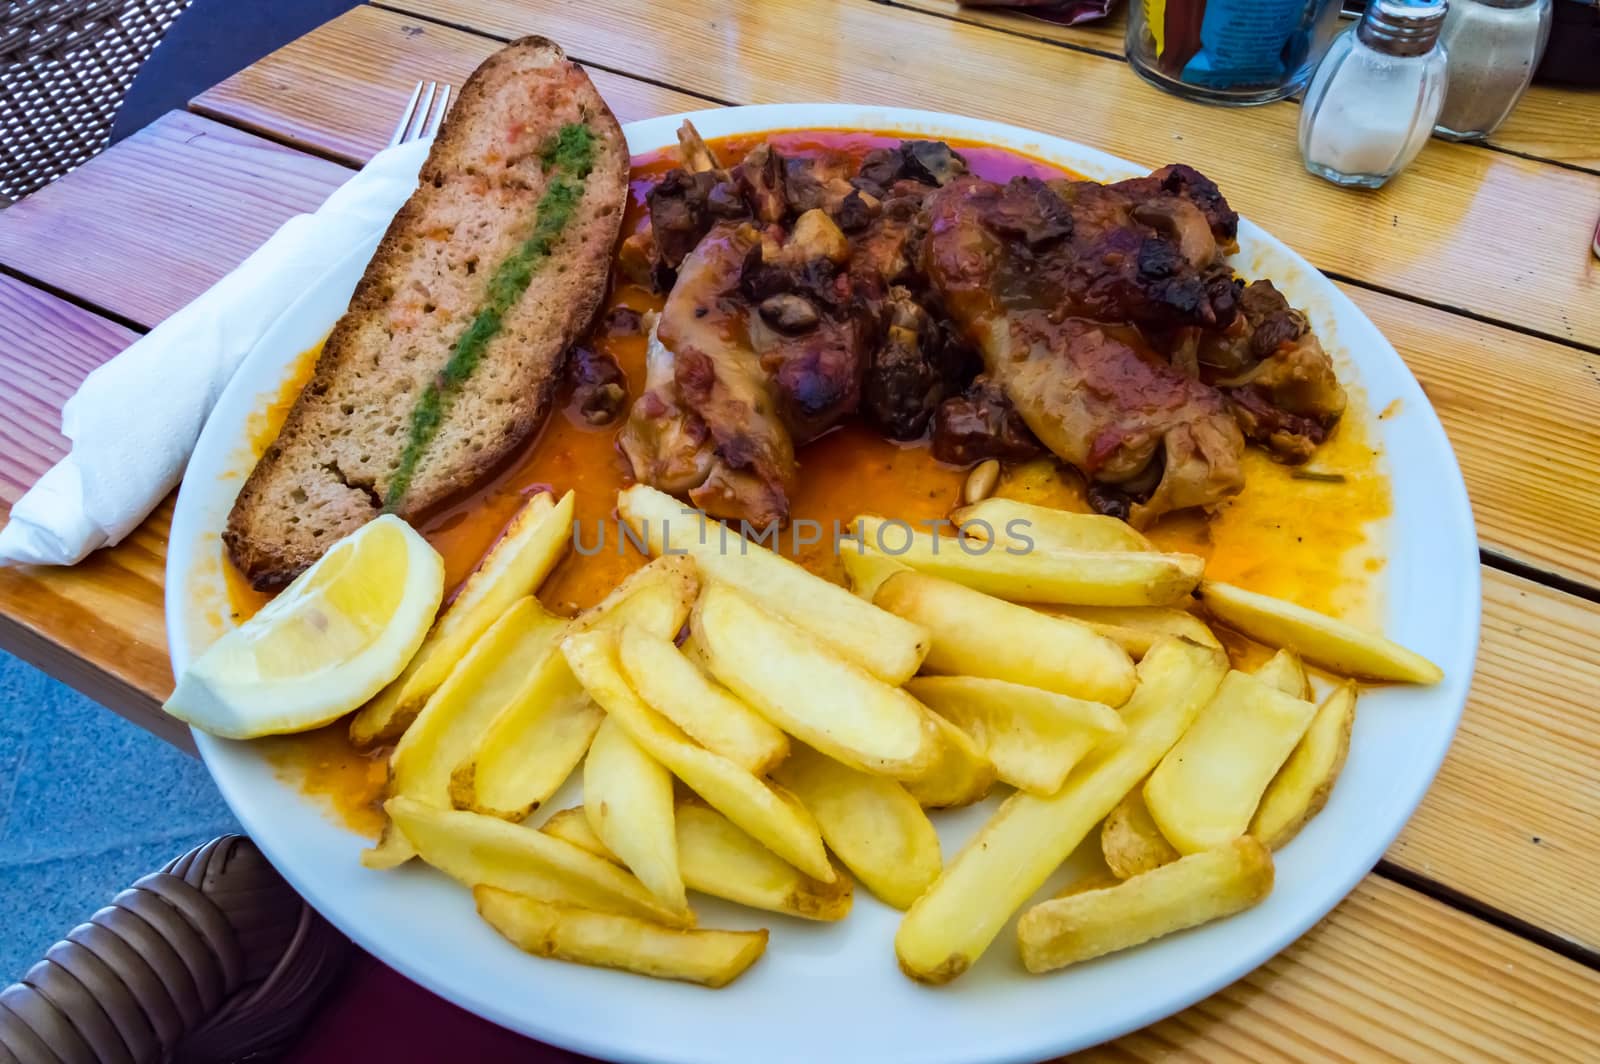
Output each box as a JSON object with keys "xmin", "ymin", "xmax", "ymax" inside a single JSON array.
[{"xmin": 389, "ymin": 81, "xmax": 454, "ymax": 148}]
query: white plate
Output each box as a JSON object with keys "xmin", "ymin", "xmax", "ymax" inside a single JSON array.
[{"xmin": 166, "ymin": 105, "xmax": 1480, "ymax": 1064}]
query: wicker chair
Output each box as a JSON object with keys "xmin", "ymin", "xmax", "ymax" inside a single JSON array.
[{"xmin": 0, "ymin": 0, "xmax": 193, "ymax": 201}]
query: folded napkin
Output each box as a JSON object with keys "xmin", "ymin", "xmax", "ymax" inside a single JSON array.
[{"xmin": 0, "ymin": 139, "xmax": 432, "ymax": 567}]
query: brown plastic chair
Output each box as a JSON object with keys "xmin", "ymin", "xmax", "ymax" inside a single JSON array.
[
  {"xmin": 0, "ymin": 0, "xmax": 193, "ymax": 201},
  {"xmin": 0, "ymin": 835, "xmax": 350, "ymax": 1063}
]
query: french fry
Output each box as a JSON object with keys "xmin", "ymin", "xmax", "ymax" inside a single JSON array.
[
  {"xmin": 1016, "ymin": 837, "xmax": 1274, "ymax": 973},
  {"xmin": 540, "ymin": 807, "xmax": 616, "ymax": 860},
  {"xmin": 840, "ymin": 549, "xmax": 911, "ymax": 602},
  {"xmin": 453, "ymin": 559, "xmax": 697, "ymax": 822},
  {"xmin": 584, "ymin": 717, "xmax": 686, "ymax": 912},
  {"xmin": 855, "ymin": 516, "xmax": 1203, "ymax": 607},
  {"xmin": 570, "ymin": 554, "xmax": 700, "ymax": 641},
  {"xmin": 908, "ymin": 676, "xmax": 1125, "ymax": 796},
  {"xmin": 951, "ymin": 498, "xmax": 1154, "ymax": 552},
  {"xmin": 544, "ymin": 805, "xmax": 852, "ymax": 922},
  {"xmin": 385, "ymin": 797, "xmax": 692, "ymax": 928},
  {"xmin": 475, "ymin": 887, "xmax": 766, "ymax": 988},
  {"xmin": 693, "ymin": 584, "xmax": 940, "ymax": 780},
  {"xmin": 448, "ymin": 644, "xmax": 599, "ymax": 822},
  {"xmin": 772, "ymin": 744, "xmax": 942, "ymax": 910},
  {"xmin": 1252, "ymin": 683, "xmax": 1358, "ymax": 849},
  {"xmin": 618, "ymin": 484, "xmax": 930, "ymax": 683},
  {"xmin": 561, "ymin": 629, "xmax": 836, "ymax": 883},
  {"xmin": 904, "ymin": 708, "xmax": 997, "ymax": 809},
  {"xmin": 618, "ymin": 625, "xmax": 789, "ymax": 775},
  {"xmin": 1100, "ymin": 784, "xmax": 1180, "ymax": 879},
  {"xmin": 1197, "ymin": 580, "xmax": 1443, "ymax": 684},
  {"xmin": 1144, "ymin": 671, "xmax": 1319, "ymax": 854},
  {"xmin": 363, "ymin": 597, "xmax": 567, "ymax": 869},
  {"xmin": 351, "ymin": 490, "xmax": 574, "ymax": 746},
  {"xmin": 875, "ymin": 571, "xmax": 1135, "ymax": 705},
  {"xmin": 894, "ymin": 637, "xmax": 1228, "ymax": 984},
  {"xmin": 1253, "ymin": 647, "xmax": 1312, "ymax": 699},
  {"xmin": 1039, "ymin": 605, "xmax": 1222, "ymax": 658}
]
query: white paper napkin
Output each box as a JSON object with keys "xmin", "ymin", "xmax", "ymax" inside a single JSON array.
[{"xmin": 0, "ymin": 138, "xmax": 432, "ymax": 567}]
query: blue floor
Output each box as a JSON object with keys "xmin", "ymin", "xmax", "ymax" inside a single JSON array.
[{"xmin": 0, "ymin": 651, "xmax": 237, "ymax": 983}]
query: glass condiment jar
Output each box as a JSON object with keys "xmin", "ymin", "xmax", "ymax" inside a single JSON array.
[
  {"xmin": 1435, "ymin": 0, "xmax": 1553, "ymax": 140},
  {"xmin": 1126, "ymin": 0, "xmax": 1345, "ymax": 105},
  {"xmin": 1298, "ymin": 0, "xmax": 1450, "ymax": 189}
]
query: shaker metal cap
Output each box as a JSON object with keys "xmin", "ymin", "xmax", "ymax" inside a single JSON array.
[{"xmin": 1358, "ymin": 0, "xmax": 1449, "ymax": 56}]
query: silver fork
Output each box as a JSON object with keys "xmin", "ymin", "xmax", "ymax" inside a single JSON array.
[{"xmin": 388, "ymin": 81, "xmax": 453, "ymax": 147}]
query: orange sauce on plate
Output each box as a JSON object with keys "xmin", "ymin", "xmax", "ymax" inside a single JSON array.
[{"xmin": 231, "ymin": 130, "xmax": 1388, "ymax": 835}]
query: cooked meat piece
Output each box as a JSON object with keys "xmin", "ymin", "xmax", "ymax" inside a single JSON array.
[
  {"xmin": 835, "ymin": 188, "xmax": 879, "ymax": 233},
  {"xmin": 1131, "ymin": 197, "xmax": 1217, "ymax": 268},
  {"xmin": 784, "ymin": 151, "xmax": 859, "ymax": 216},
  {"xmin": 854, "ymin": 147, "xmax": 903, "ymax": 195},
  {"xmin": 736, "ymin": 143, "xmax": 787, "ymax": 224},
  {"xmin": 863, "ymin": 290, "xmax": 975, "ymax": 440},
  {"xmin": 901, "ymin": 140, "xmax": 969, "ymax": 187},
  {"xmin": 1150, "ymin": 163, "xmax": 1238, "ymax": 247},
  {"xmin": 981, "ymin": 176, "xmax": 1074, "ymax": 248},
  {"xmin": 759, "ymin": 293, "xmax": 820, "ymax": 332},
  {"xmin": 648, "ymin": 169, "xmax": 721, "ymax": 269},
  {"xmin": 1224, "ymin": 386, "xmax": 1326, "ymax": 463},
  {"xmin": 619, "ymin": 224, "xmax": 796, "ymax": 526},
  {"xmin": 923, "ymin": 176, "xmax": 1245, "ymax": 525},
  {"xmin": 930, "ymin": 375, "xmax": 1043, "ymax": 465},
  {"xmin": 617, "ymin": 222, "xmax": 659, "ymax": 288},
  {"xmin": 566, "ymin": 346, "xmax": 628, "ymax": 425}
]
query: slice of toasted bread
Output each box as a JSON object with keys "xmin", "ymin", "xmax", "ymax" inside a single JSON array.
[{"xmin": 224, "ymin": 38, "xmax": 628, "ymax": 590}]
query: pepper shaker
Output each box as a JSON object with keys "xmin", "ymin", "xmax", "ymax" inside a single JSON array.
[
  {"xmin": 1435, "ymin": 0, "xmax": 1553, "ymax": 140},
  {"xmin": 1298, "ymin": 0, "xmax": 1450, "ymax": 189}
]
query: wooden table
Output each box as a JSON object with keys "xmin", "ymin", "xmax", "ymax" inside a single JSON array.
[{"xmin": 2, "ymin": 1, "xmax": 1597, "ymax": 1057}]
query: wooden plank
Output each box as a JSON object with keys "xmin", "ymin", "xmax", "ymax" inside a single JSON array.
[
  {"xmin": 192, "ymin": 5, "xmax": 718, "ymax": 167},
  {"xmin": 0, "ymin": 111, "xmax": 348, "ymax": 327},
  {"xmin": 385, "ymin": 0, "xmax": 1600, "ymax": 346},
  {"xmin": 1386, "ymin": 567, "xmax": 1600, "ymax": 952},
  {"xmin": 1086, "ymin": 876, "xmax": 1600, "ymax": 1061},
  {"xmin": 175, "ymin": 16, "xmax": 1600, "ymax": 586},
  {"xmin": 893, "ymin": 0, "xmax": 1600, "ymax": 174},
  {"xmin": 0, "ymin": 277, "xmax": 185, "ymax": 748}
]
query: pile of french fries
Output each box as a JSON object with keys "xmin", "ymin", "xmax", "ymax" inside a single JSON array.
[{"xmin": 352, "ymin": 482, "xmax": 1442, "ymax": 988}]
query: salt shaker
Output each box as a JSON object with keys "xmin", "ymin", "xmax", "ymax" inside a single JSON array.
[
  {"xmin": 1298, "ymin": 0, "xmax": 1450, "ymax": 189},
  {"xmin": 1435, "ymin": 0, "xmax": 1553, "ymax": 140}
]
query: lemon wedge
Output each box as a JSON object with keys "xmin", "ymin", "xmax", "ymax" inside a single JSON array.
[{"xmin": 167, "ymin": 515, "xmax": 445, "ymax": 738}]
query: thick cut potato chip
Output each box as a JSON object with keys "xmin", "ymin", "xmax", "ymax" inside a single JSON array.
[
  {"xmin": 908, "ymin": 676, "xmax": 1124, "ymax": 796},
  {"xmin": 1253, "ymin": 647, "xmax": 1312, "ymax": 699},
  {"xmin": 352, "ymin": 491, "xmax": 573, "ymax": 746},
  {"xmin": 694, "ymin": 584, "xmax": 940, "ymax": 780},
  {"xmin": 453, "ymin": 560, "xmax": 695, "ymax": 822},
  {"xmin": 1101, "ymin": 783, "xmax": 1180, "ymax": 879},
  {"xmin": 618, "ymin": 625, "xmax": 789, "ymax": 775},
  {"xmin": 544, "ymin": 805, "xmax": 852, "ymax": 922},
  {"xmin": 903, "ymin": 708, "xmax": 997, "ymax": 809},
  {"xmin": 1039, "ymin": 605, "xmax": 1221, "ymax": 658},
  {"xmin": 448, "ymin": 647, "xmax": 600, "ymax": 822},
  {"xmin": 1252, "ymin": 683, "xmax": 1358, "ymax": 849},
  {"xmin": 951, "ymin": 498, "xmax": 1154, "ymax": 553},
  {"xmin": 1197, "ymin": 580, "xmax": 1443, "ymax": 684},
  {"xmin": 1144, "ymin": 670, "xmax": 1319, "ymax": 854},
  {"xmin": 385, "ymin": 797, "xmax": 692, "ymax": 928},
  {"xmin": 877, "ymin": 571, "xmax": 1135, "ymax": 706},
  {"xmin": 894, "ymin": 638, "xmax": 1228, "ymax": 984},
  {"xmin": 773, "ymin": 744, "xmax": 941, "ymax": 910},
  {"xmin": 840, "ymin": 550, "xmax": 911, "ymax": 602},
  {"xmin": 1017, "ymin": 837, "xmax": 1274, "ymax": 972},
  {"xmin": 619, "ymin": 485, "xmax": 929, "ymax": 683},
  {"xmin": 855, "ymin": 516, "xmax": 1203, "ymax": 607},
  {"xmin": 363, "ymin": 597, "xmax": 567, "ymax": 868},
  {"xmin": 562, "ymin": 629, "xmax": 835, "ymax": 883},
  {"xmin": 476, "ymin": 888, "xmax": 765, "ymax": 988},
  {"xmin": 585, "ymin": 716, "xmax": 686, "ymax": 912}
]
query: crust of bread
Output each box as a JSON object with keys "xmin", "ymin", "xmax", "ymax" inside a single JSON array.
[{"xmin": 224, "ymin": 38, "xmax": 627, "ymax": 589}]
